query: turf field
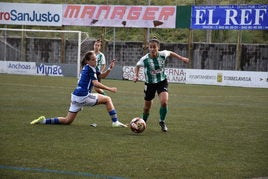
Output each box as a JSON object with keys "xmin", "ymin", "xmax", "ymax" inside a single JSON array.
[{"xmin": 0, "ymin": 74, "xmax": 267, "ymax": 179}]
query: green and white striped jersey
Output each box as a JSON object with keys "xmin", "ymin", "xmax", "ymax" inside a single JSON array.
[
  {"xmin": 96, "ymin": 52, "xmax": 106, "ymax": 71},
  {"xmin": 136, "ymin": 50, "xmax": 171, "ymax": 84}
]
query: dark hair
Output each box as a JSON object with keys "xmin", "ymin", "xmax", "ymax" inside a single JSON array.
[
  {"xmin": 81, "ymin": 51, "xmax": 94, "ymax": 68},
  {"xmin": 149, "ymin": 36, "xmax": 160, "ymax": 44},
  {"xmin": 95, "ymin": 39, "xmax": 102, "ymax": 44}
]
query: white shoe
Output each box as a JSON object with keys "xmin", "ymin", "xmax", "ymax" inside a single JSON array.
[{"xmin": 112, "ymin": 121, "xmax": 127, "ymax": 128}]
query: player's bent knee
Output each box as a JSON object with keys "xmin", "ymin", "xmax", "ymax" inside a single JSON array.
[
  {"xmin": 105, "ymin": 96, "xmax": 112, "ymax": 102},
  {"xmin": 161, "ymin": 102, "xmax": 168, "ymax": 107}
]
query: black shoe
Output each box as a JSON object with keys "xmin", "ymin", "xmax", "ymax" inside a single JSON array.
[{"xmin": 159, "ymin": 121, "xmax": 168, "ymax": 132}]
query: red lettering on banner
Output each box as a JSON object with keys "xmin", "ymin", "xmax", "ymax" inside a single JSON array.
[
  {"xmin": 0, "ymin": 12, "xmax": 10, "ymax": 20},
  {"xmin": 63, "ymin": 5, "xmax": 176, "ymax": 27},
  {"xmin": 143, "ymin": 7, "xmax": 159, "ymax": 20},
  {"xmin": 127, "ymin": 7, "xmax": 142, "ymax": 20},
  {"xmin": 111, "ymin": 6, "xmax": 127, "ymax": 19},
  {"xmin": 64, "ymin": 5, "xmax": 81, "ymax": 18},
  {"xmin": 95, "ymin": 5, "xmax": 111, "ymax": 19},
  {"xmin": 81, "ymin": 6, "xmax": 96, "ymax": 18},
  {"xmin": 158, "ymin": 7, "xmax": 175, "ymax": 20}
]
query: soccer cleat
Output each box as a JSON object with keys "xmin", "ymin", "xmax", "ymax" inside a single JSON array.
[
  {"xmin": 112, "ymin": 121, "xmax": 128, "ymax": 128},
  {"xmin": 30, "ymin": 116, "xmax": 45, "ymax": 125},
  {"xmin": 159, "ymin": 121, "xmax": 168, "ymax": 132}
]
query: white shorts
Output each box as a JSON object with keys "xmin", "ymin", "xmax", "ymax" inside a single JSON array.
[{"xmin": 69, "ymin": 93, "xmax": 98, "ymax": 113}]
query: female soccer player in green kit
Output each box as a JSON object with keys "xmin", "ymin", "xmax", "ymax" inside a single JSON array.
[
  {"xmin": 133, "ymin": 37, "xmax": 190, "ymax": 132},
  {"xmin": 93, "ymin": 39, "xmax": 107, "ymax": 95}
]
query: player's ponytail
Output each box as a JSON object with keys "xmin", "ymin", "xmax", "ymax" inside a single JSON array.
[{"xmin": 81, "ymin": 51, "xmax": 94, "ymax": 68}]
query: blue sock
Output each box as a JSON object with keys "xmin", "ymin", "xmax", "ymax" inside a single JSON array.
[
  {"xmin": 109, "ymin": 110, "xmax": 118, "ymax": 122},
  {"xmin": 45, "ymin": 118, "xmax": 60, "ymax": 124}
]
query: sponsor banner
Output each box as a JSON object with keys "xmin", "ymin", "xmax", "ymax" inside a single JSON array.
[
  {"xmin": 0, "ymin": 3, "xmax": 62, "ymax": 26},
  {"xmin": 36, "ymin": 63, "xmax": 63, "ymax": 76},
  {"xmin": 0, "ymin": 61, "xmax": 36, "ymax": 75},
  {"xmin": 191, "ymin": 4, "xmax": 268, "ymax": 30},
  {"xmin": 0, "ymin": 61, "xmax": 63, "ymax": 77},
  {"xmin": 123, "ymin": 66, "xmax": 268, "ymax": 88},
  {"xmin": 63, "ymin": 5, "xmax": 176, "ymax": 28},
  {"xmin": 122, "ymin": 66, "xmax": 186, "ymax": 83},
  {"xmin": 123, "ymin": 66, "xmax": 145, "ymax": 81},
  {"xmin": 165, "ymin": 68, "xmax": 187, "ymax": 83},
  {"xmin": 186, "ymin": 69, "xmax": 268, "ymax": 88},
  {"xmin": 187, "ymin": 69, "xmax": 218, "ymax": 85},
  {"xmin": 220, "ymin": 70, "xmax": 268, "ymax": 88}
]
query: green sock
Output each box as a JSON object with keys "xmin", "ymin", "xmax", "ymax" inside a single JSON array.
[
  {"xmin": 101, "ymin": 91, "xmax": 107, "ymax": 96},
  {"xmin": 142, "ymin": 113, "xmax": 149, "ymax": 122},
  {"xmin": 159, "ymin": 106, "xmax": 168, "ymax": 121}
]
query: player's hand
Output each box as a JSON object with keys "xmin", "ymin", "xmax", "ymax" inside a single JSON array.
[
  {"xmin": 182, "ymin": 57, "xmax": 190, "ymax": 63},
  {"xmin": 109, "ymin": 87, "xmax": 117, "ymax": 93},
  {"xmin": 133, "ymin": 76, "xmax": 138, "ymax": 83},
  {"xmin": 109, "ymin": 59, "xmax": 116, "ymax": 69}
]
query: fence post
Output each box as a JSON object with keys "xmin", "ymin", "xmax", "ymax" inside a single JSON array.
[
  {"xmin": 61, "ymin": 26, "xmax": 66, "ymax": 63},
  {"xmin": 188, "ymin": 29, "xmax": 193, "ymax": 69},
  {"xmin": 21, "ymin": 26, "xmax": 26, "ymax": 61},
  {"xmin": 235, "ymin": 30, "xmax": 242, "ymax": 70}
]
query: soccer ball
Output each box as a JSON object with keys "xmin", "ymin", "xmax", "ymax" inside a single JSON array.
[{"xmin": 130, "ymin": 117, "xmax": 146, "ymax": 133}]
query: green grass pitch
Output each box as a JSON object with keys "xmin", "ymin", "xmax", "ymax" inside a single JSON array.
[{"xmin": 0, "ymin": 74, "xmax": 267, "ymax": 179}]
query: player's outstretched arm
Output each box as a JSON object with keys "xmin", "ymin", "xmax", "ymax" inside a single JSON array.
[
  {"xmin": 92, "ymin": 80, "xmax": 117, "ymax": 93},
  {"xmin": 170, "ymin": 51, "xmax": 190, "ymax": 63}
]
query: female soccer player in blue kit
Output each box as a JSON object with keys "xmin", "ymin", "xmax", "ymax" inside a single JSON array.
[{"xmin": 31, "ymin": 51, "xmax": 127, "ymax": 127}]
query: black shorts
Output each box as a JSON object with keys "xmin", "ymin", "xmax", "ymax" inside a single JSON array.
[{"xmin": 144, "ymin": 79, "xmax": 168, "ymax": 101}]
